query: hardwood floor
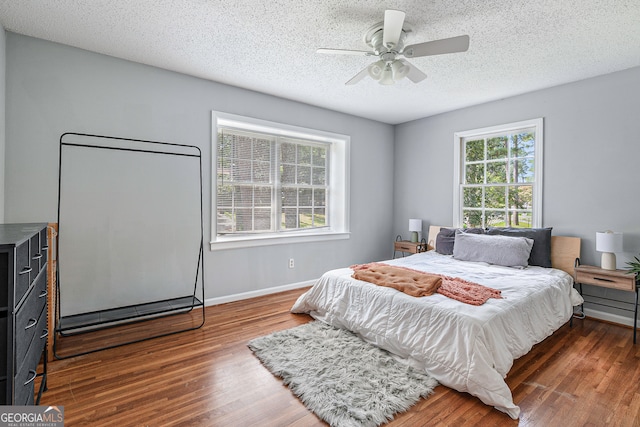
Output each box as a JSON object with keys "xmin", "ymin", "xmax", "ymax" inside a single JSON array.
[{"xmin": 40, "ymin": 288, "xmax": 640, "ymax": 426}]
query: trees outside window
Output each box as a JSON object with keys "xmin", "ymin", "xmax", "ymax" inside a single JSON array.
[
  {"xmin": 211, "ymin": 112, "xmax": 349, "ymax": 249},
  {"xmin": 454, "ymin": 119, "xmax": 543, "ymax": 228}
]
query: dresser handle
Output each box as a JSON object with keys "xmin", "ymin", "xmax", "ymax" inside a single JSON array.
[
  {"xmin": 39, "ymin": 290, "xmax": 48, "ymax": 298},
  {"xmin": 40, "ymin": 329, "xmax": 49, "ymax": 339},
  {"xmin": 594, "ymin": 277, "xmax": 615, "ymax": 283},
  {"xmin": 25, "ymin": 318, "xmax": 38, "ymax": 330},
  {"xmin": 24, "ymin": 370, "xmax": 37, "ymax": 386},
  {"xmin": 41, "ymin": 245, "xmax": 49, "ymax": 250},
  {"xmin": 32, "ymin": 253, "xmax": 43, "ymax": 260},
  {"xmin": 18, "ymin": 267, "xmax": 32, "ymax": 275}
]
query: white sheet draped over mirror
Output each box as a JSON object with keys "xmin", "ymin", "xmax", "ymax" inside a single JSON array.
[{"xmin": 57, "ymin": 133, "xmax": 203, "ymax": 318}]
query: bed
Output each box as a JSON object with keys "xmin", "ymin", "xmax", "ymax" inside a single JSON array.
[{"xmin": 291, "ymin": 226, "xmax": 582, "ymax": 419}]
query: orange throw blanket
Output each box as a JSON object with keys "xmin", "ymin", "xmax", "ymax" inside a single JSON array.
[
  {"xmin": 351, "ymin": 263, "xmax": 442, "ymax": 297},
  {"xmin": 351, "ymin": 263, "xmax": 502, "ymax": 305}
]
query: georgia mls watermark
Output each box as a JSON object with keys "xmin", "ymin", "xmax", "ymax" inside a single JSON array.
[{"xmin": 0, "ymin": 406, "xmax": 64, "ymax": 427}]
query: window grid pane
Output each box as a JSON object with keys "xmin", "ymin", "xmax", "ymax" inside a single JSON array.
[
  {"xmin": 218, "ymin": 130, "xmax": 329, "ymax": 234},
  {"xmin": 461, "ymin": 127, "xmax": 537, "ymax": 228},
  {"xmin": 217, "ymin": 131, "xmax": 274, "ymax": 233}
]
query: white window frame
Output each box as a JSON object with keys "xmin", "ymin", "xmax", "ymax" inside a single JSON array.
[
  {"xmin": 453, "ymin": 118, "xmax": 544, "ymax": 228},
  {"xmin": 211, "ymin": 111, "xmax": 350, "ymax": 250}
]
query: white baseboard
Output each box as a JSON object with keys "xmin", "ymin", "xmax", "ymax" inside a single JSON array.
[
  {"xmin": 583, "ymin": 307, "xmax": 635, "ymax": 328},
  {"xmin": 204, "ymin": 280, "xmax": 316, "ymax": 307}
]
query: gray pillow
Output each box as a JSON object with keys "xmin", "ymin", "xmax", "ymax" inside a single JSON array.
[
  {"xmin": 485, "ymin": 227, "xmax": 552, "ymax": 268},
  {"xmin": 436, "ymin": 227, "xmax": 484, "ymax": 255},
  {"xmin": 453, "ymin": 231, "xmax": 534, "ymax": 268}
]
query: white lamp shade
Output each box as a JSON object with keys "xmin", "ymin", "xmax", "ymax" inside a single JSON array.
[
  {"xmin": 596, "ymin": 231, "xmax": 623, "ymax": 253},
  {"xmin": 409, "ymin": 219, "xmax": 422, "ymax": 232}
]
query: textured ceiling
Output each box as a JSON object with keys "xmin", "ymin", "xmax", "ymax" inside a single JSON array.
[{"xmin": 1, "ymin": 0, "xmax": 639, "ymax": 124}]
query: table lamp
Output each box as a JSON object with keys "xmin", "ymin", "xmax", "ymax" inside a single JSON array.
[
  {"xmin": 409, "ymin": 219, "xmax": 422, "ymax": 243},
  {"xmin": 596, "ymin": 231, "xmax": 623, "ymax": 270}
]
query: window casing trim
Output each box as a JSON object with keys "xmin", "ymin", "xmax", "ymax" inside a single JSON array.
[
  {"xmin": 211, "ymin": 111, "xmax": 350, "ymax": 250},
  {"xmin": 453, "ymin": 118, "xmax": 543, "ymax": 228}
]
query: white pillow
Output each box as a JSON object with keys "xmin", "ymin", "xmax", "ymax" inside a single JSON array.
[{"xmin": 453, "ymin": 231, "xmax": 534, "ymax": 268}]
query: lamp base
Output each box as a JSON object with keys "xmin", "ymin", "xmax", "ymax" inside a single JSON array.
[
  {"xmin": 601, "ymin": 252, "xmax": 617, "ymax": 270},
  {"xmin": 411, "ymin": 231, "xmax": 418, "ymax": 243}
]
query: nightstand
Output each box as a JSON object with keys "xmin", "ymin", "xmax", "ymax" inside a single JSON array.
[
  {"xmin": 574, "ymin": 264, "xmax": 638, "ymax": 343},
  {"xmin": 393, "ymin": 237, "xmax": 427, "ymax": 258}
]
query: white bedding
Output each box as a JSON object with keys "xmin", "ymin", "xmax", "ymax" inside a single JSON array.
[{"xmin": 291, "ymin": 251, "xmax": 583, "ymax": 419}]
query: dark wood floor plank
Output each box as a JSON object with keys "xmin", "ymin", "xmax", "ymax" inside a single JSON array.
[{"xmin": 40, "ymin": 287, "xmax": 640, "ymax": 426}]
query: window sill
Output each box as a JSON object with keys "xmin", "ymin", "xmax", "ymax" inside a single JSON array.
[{"xmin": 210, "ymin": 231, "xmax": 350, "ymax": 251}]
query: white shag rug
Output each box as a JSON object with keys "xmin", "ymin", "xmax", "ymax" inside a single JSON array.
[{"xmin": 248, "ymin": 321, "xmax": 438, "ymax": 427}]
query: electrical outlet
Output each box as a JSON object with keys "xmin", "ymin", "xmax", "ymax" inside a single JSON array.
[{"xmin": 289, "ymin": 258, "xmax": 295, "ymax": 269}]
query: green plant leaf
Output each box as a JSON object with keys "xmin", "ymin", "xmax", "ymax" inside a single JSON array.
[{"xmin": 625, "ymin": 255, "xmax": 640, "ymax": 274}]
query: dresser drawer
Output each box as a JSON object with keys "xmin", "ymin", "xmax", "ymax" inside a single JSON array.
[
  {"xmin": 15, "ymin": 306, "xmax": 47, "ymax": 372},
  {"xmin": 17, "ymin": 305, "xmax": 46, "ymax": 368},
  {"xmin": 14, "ymin": 330, "xmax": 45, "ymax": 406},
  {"xmin": 14, "ymin": 367, "xmax": 36, "ymax": 406},
  {"xmin": 38, "ymin": 228, "xmax": 49, "ymax": 272},
  {"xmin": 0, "ymin": 252, "xmax": 8, "ymax": 307},
  {"xmin": 575, "ymin": 265, "xmax": 636, "ymax": 291},
  {"xmin": 35, "ymin": 308, "xmax": 48, "ymax": 360},
  {"xmin": 30, "ymin": 234, "xmax": 45, "ymax": 276},
  {"xmin": 0, "ymin": 379, "xmax": 5, "ymax": 404},
  {"xmin": 15, "ymin": 307, "xmax": 46, "ymax": 406},
  {"xmin": 0, "ymin": 314, "xmax": 6, "ymax": 374},
  {"xmin": 15, "ymin": 241, "xmax": 32, "ymax": 305},
  {"xmin": 15, "ymin": 272, "xmax": 47, "ymax": 364},
  {"xmin": 23, "ymin": 386, "xmax": 34, "ymax": 405},
  {"xmin": 394, "ymin": 241, "xmax": 426, "ymax": 254}
]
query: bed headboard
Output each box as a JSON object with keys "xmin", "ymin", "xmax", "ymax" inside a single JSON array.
[
  {"xmin": 550, "ymin": 236, "xmax": 581, "ymax": 277},
  {"xmin": 427, "ymin": 225, "xmax": 581, "ymax": 277},
  {"xmin": 426, "ymin": 225, "xmax": 444, "ymax": 251}
]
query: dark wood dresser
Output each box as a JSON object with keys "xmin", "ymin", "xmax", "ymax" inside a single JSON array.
[{"xmin": 0, "ymin": 223, "xmax": 48, "ymax": 404}]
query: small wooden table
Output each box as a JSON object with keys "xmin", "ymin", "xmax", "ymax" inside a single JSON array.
[{"xmin": 574, "ymin": 264, "xmax": 638, "ymax": 343}]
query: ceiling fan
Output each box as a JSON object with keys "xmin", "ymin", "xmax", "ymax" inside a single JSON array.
[{"xmin": 317, "ymin": 10, "xmax": 470, "ymax": 85}]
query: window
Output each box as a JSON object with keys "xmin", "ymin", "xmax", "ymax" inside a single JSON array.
[
  {"xmin": 453, "ymin": 118, "xmax": 543, "ymax": 228},
  {"xmin": 211, "ymin": 112, "xmax": 349, "ymax": 249}
]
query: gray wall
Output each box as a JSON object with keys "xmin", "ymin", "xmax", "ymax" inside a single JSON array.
[
  {"xmin": 4, "ymin": 33, "xmax": 395, "ymax": 304},
  {"xmin": 394, "ymin": 66, "xmax": 640, "ymax": 324},
  {"xmin": 4, "ymin": 31, "xmax": 639, "ymax": 325}
]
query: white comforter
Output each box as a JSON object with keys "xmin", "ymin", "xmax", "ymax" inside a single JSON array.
[{"xmin": 291, "ymin": 251, "xmax": 582, "ymax": 419}]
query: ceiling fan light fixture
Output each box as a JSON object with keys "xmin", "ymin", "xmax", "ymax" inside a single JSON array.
[
  {"xmin": 378, "ymin": 64, "xmax": 395, "ymax": 85},
  {"xmin": 318, "ymin": 9, "xmax": 469, "ymax": 86},
  {"xmin": 367, "ymin": 60, "xmax": 385, "ymax": 80},
  {"xmin": 391, "ymin": 60, "xmax": 410, "ymax": 80}
]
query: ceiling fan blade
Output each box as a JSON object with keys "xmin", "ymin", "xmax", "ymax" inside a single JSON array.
[
  {"xmin": 345, "ymin": 66, "xmax": 370, "ymax": 85},
  {"xmin": 317, "ymin": 48, "xmax": 373, "ymax": 56},
  {"xmin": 383, "ymin": 10, "xmax": 406, "ymax": 49},
  {"xmin": 400, "ymin": 59, "xmax": 427, "ymax": 83},
  {"xmin": 403, "ymin": 35, "xmax": 470, "ymax": 58}
]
